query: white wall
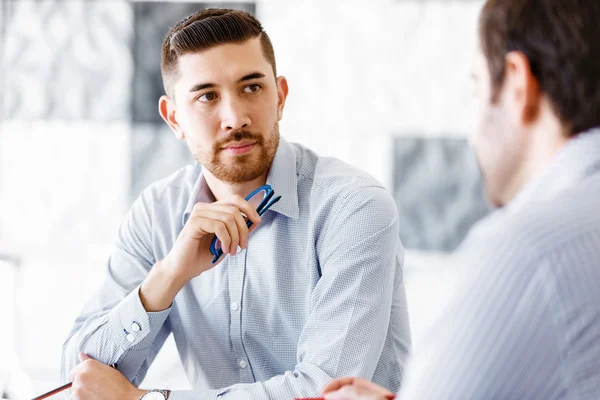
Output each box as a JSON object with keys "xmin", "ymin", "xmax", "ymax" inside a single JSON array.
[{"xmin": 264, "ymin": 0, "xmax": 481, "ymax": 187}]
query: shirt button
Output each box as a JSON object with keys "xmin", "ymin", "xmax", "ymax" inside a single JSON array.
[
  {"xmin": 230, "ymin": 302, "xmax": 239, "ymax": 311},
  {"xmin": 239, "ymin": 360, "xmax": 247, "ymax": 369},
  {"xmin": 126, "ymin": 333, "xmax": 135, "ymax": 343},
  {"xmin": 131, "ymin": 322, "xmax": 141, "ymax": 332}
]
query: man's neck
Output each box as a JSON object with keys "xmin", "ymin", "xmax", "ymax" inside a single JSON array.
[
  {"xmin": 203, "ymin": 169, "xmax": 269, "ymax": 201},
  {"xmin": 504, "ymin": 113, "xmax": 571, "ymax": 204}
]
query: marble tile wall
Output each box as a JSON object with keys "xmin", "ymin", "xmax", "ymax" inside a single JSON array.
[
  {"xmin": 393, "ymin": 137, "xmax": 490, "ymax": 251},
  {"xmin": 2, "ymin": 0, "xmax": 133, "ymax": 121}
]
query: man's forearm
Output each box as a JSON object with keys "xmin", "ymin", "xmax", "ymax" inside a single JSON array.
[{"xmin": 139, "ymin": 260, "xmax": 185, "ymax": 312}]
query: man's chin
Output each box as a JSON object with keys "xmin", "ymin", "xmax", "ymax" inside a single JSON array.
[{"xmin": 210, "ymin": 162, "xmax": 269, "ymax": 184}]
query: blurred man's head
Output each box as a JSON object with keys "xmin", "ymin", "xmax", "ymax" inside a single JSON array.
[
  {"xmin": 158, "ymin": 8, "xmax": 288, "ymax": 184},
  {"xmin": 471, "ymin": 0, "xmax": 600, "ymax": 206}
]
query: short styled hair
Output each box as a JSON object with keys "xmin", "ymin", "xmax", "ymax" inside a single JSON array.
[{"xmin": 161, "ymin": 8, "xmax": 277, "ymax": 97}]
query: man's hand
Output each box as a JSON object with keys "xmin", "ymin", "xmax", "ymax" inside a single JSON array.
[
  {"xmin": 69, "ymin": 353, "xmax": 145, "ymax": 400},
  {"xmin": 140, "ymin": 195, "xmax": 261, "ymax": 311},
  {"xmin": 322, "ymin": 377, "xmax": 394, "ymax": 400}
]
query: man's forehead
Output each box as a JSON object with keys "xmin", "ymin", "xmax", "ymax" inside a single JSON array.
[{"xmin": 176, "ymin": 38, "xmax": 270, "ymax": 82}]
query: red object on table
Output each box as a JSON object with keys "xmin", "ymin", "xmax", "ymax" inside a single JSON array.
[
  {"xmin": 31, "ymin": 363, "xmax": 117, "ymax": 399},
  {"xmin": 31, "ymin": 382, "xmax": 72, "ymax": 399}
]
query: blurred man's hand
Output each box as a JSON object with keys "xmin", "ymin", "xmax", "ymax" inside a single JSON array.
[{"xmin": 322, "ymin": 377, "xmax": 394, "ymax": 400}]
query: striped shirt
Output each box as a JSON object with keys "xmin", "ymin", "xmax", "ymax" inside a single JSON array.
[
  {"xmin": 61, "ymin": 137, "xmax": 411, "ymax": 399},
  {"xmin": 399, "ymin": 128, "xmax": 600, "ymax": 400}
]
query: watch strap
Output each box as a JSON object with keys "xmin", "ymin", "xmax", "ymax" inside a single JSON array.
[{"xmin": 140, "ymin": 389, "xmax": 171, "ymax": 399}]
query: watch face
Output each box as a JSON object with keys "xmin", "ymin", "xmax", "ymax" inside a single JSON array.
[{"xmin": 142, "ymin": 392, "xmax": 166, "ymax": 400}]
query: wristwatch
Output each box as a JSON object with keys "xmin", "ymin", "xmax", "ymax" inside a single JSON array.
[{"xmin": 140, "ymin": 389, "xmax": 171, "ymax": 400}]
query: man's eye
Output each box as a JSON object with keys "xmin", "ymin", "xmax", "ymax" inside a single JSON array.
[
  {"xmin": 199, "ymin": 92, "xmax": 217, "ymax": 102},
  {"xmin": 243, "ymin": 84, "xmax": 261, "ymax": 93}
]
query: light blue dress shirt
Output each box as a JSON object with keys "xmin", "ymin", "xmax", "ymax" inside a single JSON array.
[
  {"xmin": 61, "ymin": 138, "xmax": 410, "ymax": 399},
  {"xmin": 399, "ymin": 128, "xmax": 600, "ymax": 399}
]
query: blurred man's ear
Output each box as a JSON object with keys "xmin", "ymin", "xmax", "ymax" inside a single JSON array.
[
  {"xmin": 504, "ymin": 51, "xmax": 542, "ymax": 125},
  {"xmin": 159, "ymin": 95, "xmax": 185, "ymax": 140}
]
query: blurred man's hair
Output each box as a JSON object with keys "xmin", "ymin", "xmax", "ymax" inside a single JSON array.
[
  {"xmin": 161, "ymin": 8, "xmax": 277, "ymax": 98},
  {"xmin": 479, "ymin": 0, "xmax": 600, "ymax": 135}
]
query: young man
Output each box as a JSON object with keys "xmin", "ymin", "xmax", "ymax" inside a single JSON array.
[
  {"xmin": 62, "ymin": 8, "xmax": 410, "ymax": 400},
  {"xmin": 323, "ymin": 0, "xmax": 600, "ymax": 399}
]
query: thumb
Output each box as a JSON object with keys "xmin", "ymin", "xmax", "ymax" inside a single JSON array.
[{"xmin": 79, "ymin": 352, "xmax": 93, "ymax": 362}]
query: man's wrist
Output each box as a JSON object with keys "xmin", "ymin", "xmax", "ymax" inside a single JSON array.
[
  {"xmin": 139, "ymin": 260, "xmax": 183, "ymax": 312},
  {"xmin": 131, "ymin": 388, "xmax": 146, "ymax": 400}
]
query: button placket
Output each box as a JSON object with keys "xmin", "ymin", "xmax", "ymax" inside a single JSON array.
[{"xmin": 227, "ymin": 247, "xmax": 253, "ymax": 380}]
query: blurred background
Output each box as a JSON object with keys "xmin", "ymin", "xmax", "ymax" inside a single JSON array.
[{"xmin": 0, "ymin": 0, "xmax": 489, "ymax": 398}]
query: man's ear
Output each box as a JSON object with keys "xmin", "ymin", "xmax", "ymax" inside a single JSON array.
[
  {"xmin": 159, "ymin": 95, "xmax": 185, "ymax": 140},
  {"xmin": 275, "ymin": 76, "xmax": 289, "ymax": 121},
  {"xmin": 504, "ymin": 51, "xmax": 542, "ymax": 124}
]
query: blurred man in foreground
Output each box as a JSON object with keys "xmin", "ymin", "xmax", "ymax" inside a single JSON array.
[{"xmin": 324, "ymin": 0, "xmax": 600, "ymax": 398}]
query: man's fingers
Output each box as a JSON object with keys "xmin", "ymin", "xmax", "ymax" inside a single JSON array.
[
  {"xmin": 208, "ymin": 204, "xmax": 249, "ymax": 251},
  {"xmin": 216, "ymin": 211, "xmax": 240, "ymax": 255},
  {"xmin": 322, "ymin": 377, "xmax": 392, "ymax": 400},
  {"xmin": 323, "ymin": 386, "xmax": 363, "ymax": 400},
  {"xmin": 220, "ymin": 195, "xmax": 262, "ymax": 226},
  {"xmin": 353, "ymin": 379, "xmax": 393, "ymax": 396},
  {"xmin": 191, "ymin": 205, "xmax": 252, "ymax": 253},
  {"xmin": 189, "ymin": 196, "xmax": 264, "ymax": 256},
  {"xmin": 70, "ymin": 355, "xmax": 94, "ymax": 381},
  {"xmin": 209, "ymin": 220, "xmax": 231, "ymax": 255},
  {"xmin": 322, "ymin": 377, "xmax": 358, "ymax": 394}
]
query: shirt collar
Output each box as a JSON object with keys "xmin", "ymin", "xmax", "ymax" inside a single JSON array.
[
  {"xmin": 182, "ymin": 137, "xmax": 300, "ymax": 226},
  {"xmin": 507, "ymin": 127, "xmax": 600, "ymax": 214},
  {"xmin": 182, "ymin": 164, "xmax": 215, "ymax": 226},
  {"xmin": 265, "ymin": 137, "xmax": 300, "ymax": 220}
]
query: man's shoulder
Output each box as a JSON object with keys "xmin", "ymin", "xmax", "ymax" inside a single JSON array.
[
  {"xmin": 137, "ymin": 163, "xmax": 201, "ymax": 208},
  {"xmin": 461, "ymin": 176, "xmax": 600, "ymax": 270},
  {"xmin": 291, "ymin": 142, "xmax": 388, "ymax": 200}
]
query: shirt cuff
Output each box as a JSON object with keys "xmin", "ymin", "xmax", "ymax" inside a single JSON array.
[{"xmin": 109, "ymin": 285, "xmax": 171, "ymax": 351}]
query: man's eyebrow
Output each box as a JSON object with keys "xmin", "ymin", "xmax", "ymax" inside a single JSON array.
[
  {"xmin": 239, "ymin": 72, "xmax": 266, "ymax": 82},
  {"xmin": 188, "ymin": 73, "xmax": 265, "ymax": 92},
  {"xmin": 189, "ymin": 82, "xmax": 216, "ymax": 92}
]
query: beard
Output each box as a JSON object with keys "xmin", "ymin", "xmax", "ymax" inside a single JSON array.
[{"xmin": 195, "ymin": 122, "xmax": 280, "ymax": 184}]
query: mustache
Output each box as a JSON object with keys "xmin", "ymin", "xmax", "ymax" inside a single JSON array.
[{"xmin": 216, "ymin": 130, "xmax": 263, "ymax": 148}]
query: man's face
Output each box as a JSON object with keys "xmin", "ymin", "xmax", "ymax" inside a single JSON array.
[
  {"xmin": 168, "ymin": 38, "xmax": 286, "ymax": 184},
  {"xmin": 470, "ymin": 45, "xmax": 525, "ymax": 207}
]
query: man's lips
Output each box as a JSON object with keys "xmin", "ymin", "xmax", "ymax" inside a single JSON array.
[{"xmin": 222, "ymin": 141, "xmax": 256, "ymax": 155}]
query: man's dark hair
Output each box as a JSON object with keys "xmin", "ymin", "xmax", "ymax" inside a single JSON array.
[
  {"xmin": 479, "ymin": 0, "xmax": 600, "ymax": 135},
  {"xmin": 161, "ymin": 8, "xmax": 277, "ymax": 97}
]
